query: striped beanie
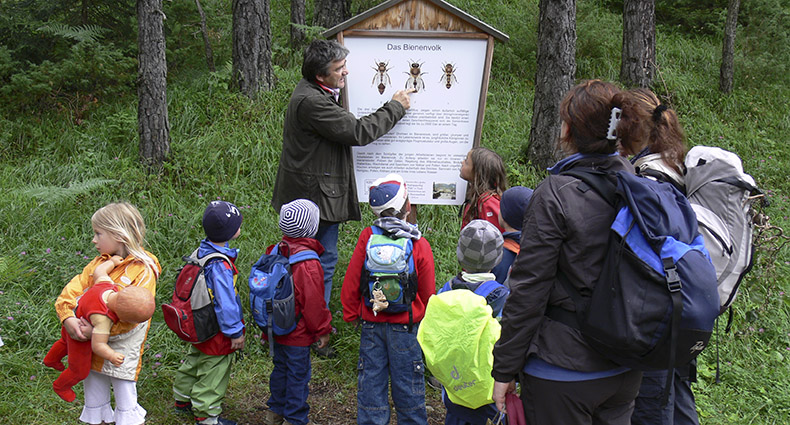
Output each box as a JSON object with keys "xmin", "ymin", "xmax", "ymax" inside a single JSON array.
[
  {"xmin": 279, "ymin": 199, "xmax": 320, "ymax": 238},
  {"xmin": 369, "ymin": 173, "xmax": 408, "ymax": 216}
]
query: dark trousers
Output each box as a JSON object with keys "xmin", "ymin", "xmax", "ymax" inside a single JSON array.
[
  {"xmin": 631, "ymin": 367, "xmax": 700, "ymax": 425},
  {"xmin": 521, "ymin": 369, "xmax": 642, "ymax": 425},
  {"xmin": 267, "ymin": 342, "xmax": 311, "ymax": 425}
]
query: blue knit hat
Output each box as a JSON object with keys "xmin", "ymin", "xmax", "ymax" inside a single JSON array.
[
  {"xmin": 202, "ymin": 201, "xmax": 243, "ymax": 242},
  {"xmin": 500, "ymin": 186, "xmax": 533, "ymax": 230},
  {"xmin": 279, "ymin": 199, "xmax": 320, "ymax": 238}
]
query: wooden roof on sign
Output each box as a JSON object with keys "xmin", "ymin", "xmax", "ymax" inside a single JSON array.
[{"xmin": 322, "ymin": 0, "xmax": 509, "ymax": 42}]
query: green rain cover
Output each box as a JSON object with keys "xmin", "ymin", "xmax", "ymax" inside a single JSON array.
[{"xmin": 417, "ymin": 290, "xmax": 501, "ymax": 409}]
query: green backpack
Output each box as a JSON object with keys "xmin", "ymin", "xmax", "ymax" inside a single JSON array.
[{"xmin": 417, "ymin": 290, "xmax": 501, "ymax": 409}]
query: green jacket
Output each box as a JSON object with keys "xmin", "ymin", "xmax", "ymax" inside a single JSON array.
[{"xmin": 272, "ymin": 79, "xmax": 406, "ymax": 222}]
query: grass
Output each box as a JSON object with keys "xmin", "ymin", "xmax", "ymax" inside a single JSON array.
[{"xmin": 1, "ymin": 0, "xmax": 789, "ymax": 423}]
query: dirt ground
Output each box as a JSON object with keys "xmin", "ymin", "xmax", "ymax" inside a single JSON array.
[{"xmin": 233, "ymin": 378, "xmax": 447, "ymax": 424}]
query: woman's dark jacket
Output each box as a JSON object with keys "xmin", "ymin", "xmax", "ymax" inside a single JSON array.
[
  {"xmin": 271, "ymin": 79, "xmax": 406, "ymax": 223},
  {"xmin": 492, "ymin": 154, "xmax": 636, "ymax": 383}
]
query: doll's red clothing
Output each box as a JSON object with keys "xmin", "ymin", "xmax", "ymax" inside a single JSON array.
[{"xmin": 44, "ymin": 282, "xmax": 119, "ymax": 402}]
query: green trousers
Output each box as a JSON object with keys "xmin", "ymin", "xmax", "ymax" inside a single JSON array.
[{"xmin": 173, "ymin": 345, "xmax": 233, "ymax": 419}]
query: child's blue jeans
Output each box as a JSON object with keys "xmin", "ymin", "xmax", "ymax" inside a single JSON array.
[
  {"xmin": 267, "ymin": 342, "xmax": 311, "ymax": 425},
  {"xmin": 357, "ymin": 321, "xmax": 427, "ymax": 425}
]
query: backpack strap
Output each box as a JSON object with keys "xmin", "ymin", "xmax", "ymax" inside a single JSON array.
[
  {"xmin": 473, "ymin": 280, "xmax": 502, "ymax": 298},
  {"xmin": 188, "ymin": 249, "xmax": 233, "ymax": 303},
  {"xmin": 289, "ymin": 249, "xmax": 319, "ymax": 264},
  {"xmin": 560, "ymin": 168, "xmax": 617, "ymax": 207},
  {"xmin": 189, "ymin": 249, "xmax": 231, "ymax": 267}
]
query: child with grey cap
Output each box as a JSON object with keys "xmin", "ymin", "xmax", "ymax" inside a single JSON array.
[
  {"xmin": 263, "ymin": 199, "xmax": 332, "ymax": 425},
  {"xmin": 436, "ymin": 219, "xmax": 510, "ymax": 424}
]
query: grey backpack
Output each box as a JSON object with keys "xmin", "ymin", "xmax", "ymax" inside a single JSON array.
[{"xmin": 684, "ymin": 146, "xmax": 764, "ymax": 315}]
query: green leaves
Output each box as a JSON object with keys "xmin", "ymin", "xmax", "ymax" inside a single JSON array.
[{"xmin": 36, "ymin": 23, "xmax": 108, "ymax": 44}]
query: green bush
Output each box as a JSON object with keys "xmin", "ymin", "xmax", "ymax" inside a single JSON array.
[{"xmin": 0, "ymin": 40, "xmax": 135, "ymax": 115}]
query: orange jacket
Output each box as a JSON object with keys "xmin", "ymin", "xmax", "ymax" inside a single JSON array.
[{"xmin": 55, "ymin": 252, "xmax": 160, "ymax": 379}]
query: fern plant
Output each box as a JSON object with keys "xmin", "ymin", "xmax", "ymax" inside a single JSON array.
[
  {"xmin": 37, "ymin": 23, "xmax": 108, "ymax": 44},
  {"xmin": 15, "ymin": 178, "xmax": 118, "ymax": 205}
]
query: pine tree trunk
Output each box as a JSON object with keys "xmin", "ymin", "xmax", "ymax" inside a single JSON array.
[
  {"xmin": 195, "ymin": 0, "xmax": 216, "ymax": 72},
  {"xmin": 290, "ymin": 0, "xmax": 306, "ymax": 49},
  {"xmin": 314, "ymin": 0, "xmax": 349, "ymax": 29},
  {"xmin": 620, "ymin": 0, "xmax": 655, "ymax": 88},
  {"xmin": 231, "ymin": 0, "xmax": 274, "ymax": 99},
  {"xmin": 137, "ymin": 0, "xmax": 170, "ymax": 170},
  {"xmin": 720, "ymin": 0, "xmax": 740, "ymax": 94},
  {"xmin": 527, "ymin": 0, "xmax": 576, "ymax": 170}
]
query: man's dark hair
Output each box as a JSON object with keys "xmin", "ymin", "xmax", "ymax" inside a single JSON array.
[{"xmin": 302, "ymin": 39, "xmax": 349, "ymax": 82}]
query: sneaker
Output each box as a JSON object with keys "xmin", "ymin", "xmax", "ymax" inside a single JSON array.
[
  {"xmin": 426, "ymin": 375, "xmax": 442, "ymax": 391},
  {"xmin": 310, "ymin": 342, "xmax": 336, "ymax": 358},
  {"xmin": 174, "ymin": 401, "xmax": 192, "ymax": 415}
]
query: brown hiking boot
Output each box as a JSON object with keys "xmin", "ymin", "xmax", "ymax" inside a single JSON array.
[{"xmin": 265, "ymin": 410, "xmax": 284, "ymax": 425}]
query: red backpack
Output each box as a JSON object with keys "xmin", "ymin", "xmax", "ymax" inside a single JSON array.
[{"xmin": 161, "ymin": 250, "xmax": 229, "ymax": 343}]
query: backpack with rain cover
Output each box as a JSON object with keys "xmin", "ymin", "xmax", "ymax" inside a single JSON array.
[
  {"xmin": 360, "ymin": 226, "xmax": 418, "ymax": 325},
  {"xmin": 161, "ymin": 249, "xmax": 230, "ymax": 343},
  {"xmin": 418, "ymin": 289, "xmax": 502, "ymax": 409},
  {"xmin": 249, "ymin": 243, "xmax": 318, "ymax": 355},
  {"xmin": 684, "ymin": 146, "xmax": 765, "ymax": 322},
  {"xmin": 548, "ymin": 169, "xmax": 720, "ymax": 401}
]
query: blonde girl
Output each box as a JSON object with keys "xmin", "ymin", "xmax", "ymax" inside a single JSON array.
[
  {"xmin": 53, "ymin": 202, "xmax": 161, "ymax": 425},
  {"xmin": 459, "ymin": 146, "xmax": 508, "ymax": 232}
]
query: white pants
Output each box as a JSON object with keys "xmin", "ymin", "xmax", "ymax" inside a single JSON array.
[{"xmin": 80, "ymin": 371, "xmax": 146, "ymax": 425}]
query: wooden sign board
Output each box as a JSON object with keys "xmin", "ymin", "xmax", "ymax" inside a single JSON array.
[{"xmin": 325, "ymin": 0, "xmax": 508, "ymax": 206}]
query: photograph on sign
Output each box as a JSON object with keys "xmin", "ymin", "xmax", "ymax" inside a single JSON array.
[{"xmin": 343, "ymin": 36, "xmax": 488, "ymax": 206}]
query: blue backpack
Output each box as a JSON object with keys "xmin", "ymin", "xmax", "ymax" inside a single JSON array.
[
  {"xmin": 550, "ymin": 169, "xmax": 719, "ymax": 400},
  {"xmin": 249, "ymin": 243, "xmax": 319, "ymax": 355},
  {"xmin": 439, "ymin": 277, "xmax": 510, "ymax": 318},
  {"xmin": 360, "ymin": 226, "xmax": 418, "ymax": 324}
]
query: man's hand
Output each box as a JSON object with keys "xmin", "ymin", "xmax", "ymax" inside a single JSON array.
[
  {"xmin": 231, "ymin": 335, "xmax": 245, "ymax": 351},
  {"xmin": 391, "ymin": 88, "xmax": 416, "ymax": 110},
  {"xmin": 316, "ymin": 333, "xmax": 331, "ymax": 349},
  {"xmin": 492, "ymin": 379, "xmax": 516, "ymax": 413},
  {"xmin": 63, "ymin": 317, "xmax": 88, "ymax": 341}
]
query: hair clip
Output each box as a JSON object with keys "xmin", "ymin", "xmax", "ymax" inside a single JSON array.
[
  {"xmin": 606, "ymin": 107, "xmax": 621, "ymax": 141},
  {"xmin": 653, "ymin": 104, "xmax": 668, "ymax": 122}
]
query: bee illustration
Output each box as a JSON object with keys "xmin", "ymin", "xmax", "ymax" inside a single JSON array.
[
  {"xmin": 440, "ymin": 62, "xmax": 458, "ymax": 89},
  {"xmin": 371, "ymin": 60, "xmax": 392, "ymax": 95},
  {"xmin": 404, "ymin": 60, "xmax": 427, "ymax": 92}
]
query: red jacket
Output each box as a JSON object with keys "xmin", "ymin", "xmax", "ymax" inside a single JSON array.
[
  {"xmin": 341, "ymin": 226, "xmax": 436, "ymax": 324},
  {"xmin": 261, "ymin": 236, "xmax": 332, "ymax": 347},
  {"xmin": 462, "ymin": 191, "xmax": 504, "ymax": 232}
]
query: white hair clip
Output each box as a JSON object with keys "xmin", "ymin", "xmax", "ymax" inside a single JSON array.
[{"xmin": 606, "ymin": 107, "xmax": 622, "ymax": 141}]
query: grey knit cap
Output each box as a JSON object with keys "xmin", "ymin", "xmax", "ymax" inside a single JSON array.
[
  {"xmin": 457, "ymin": 219, "xmax": 504, "ymax": 273},
  {"xmin": 279, "ymin": 199, "xmax": 320, "ymax": 238}
]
